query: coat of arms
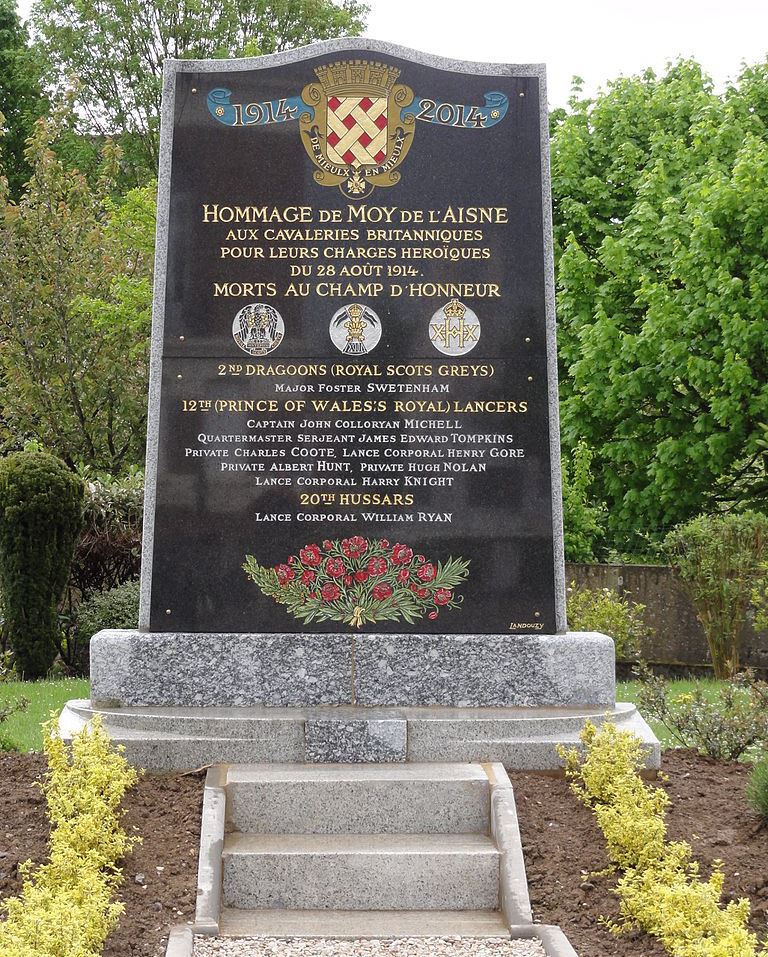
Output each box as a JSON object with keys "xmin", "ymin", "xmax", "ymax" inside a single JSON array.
[
  {"xmin": 207, "ymin": 60, "xmax": 509, "ymax": 198},
  {"xmin": 299, "ymin": 60, "xmax": 414, "ymax": 198}
]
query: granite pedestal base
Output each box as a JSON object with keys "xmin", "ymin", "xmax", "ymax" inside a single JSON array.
[
  {"xmin": 89, "ymin": 629, "xmax": 615, "ymax": 709},
  {"xmin": 65, "ymin": 629, "xmax": 659, "ymax": 770}
]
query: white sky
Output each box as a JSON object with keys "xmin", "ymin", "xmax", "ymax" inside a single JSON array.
[
  {"xmin": 366, "ymin": 0, "xmax": 768, "ymax": 105},
  {"xmin": 16, "ymin": 0, "xmax": 768, "ymax": 107}
]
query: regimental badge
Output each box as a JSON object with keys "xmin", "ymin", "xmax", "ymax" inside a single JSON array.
[
  {"xmin": 232, "ymin": 303, "xmax": 284, "ymax": 356},
  {"xmin": 429, "ymin": 300, "xmax": 481, "ymax": 356},
  {"xmin": 208, "ymin": 61, "xmax": 509, "ymax": 198},
  {"xmin": 329, "ymin": 303, "xmax": 382, "ymax": 355}
]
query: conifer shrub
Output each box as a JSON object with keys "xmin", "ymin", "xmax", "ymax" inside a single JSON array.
[{"xmin": 0, "ymin": 452, "xmax": 84, "ymax": 678}]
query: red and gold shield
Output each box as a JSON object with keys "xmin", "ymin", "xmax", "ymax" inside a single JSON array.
[
  {"xmin": 300, "ymin": 60, "xmax": 415, "ymax": 198},
  {"xmin": 326, "ymin": 95, "xmax": 389, "ymax": 168}
]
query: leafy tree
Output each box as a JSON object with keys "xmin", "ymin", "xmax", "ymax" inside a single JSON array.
[
  {"xmin": 0, "ymin": 0, "xmax": 46, "ymax": 196},
  {"xmin": 553, "ymin": 61, "xmax": 768, "ymax": 549},
  {"xmin": 0, "ymin": 102, "xmax": 155, "ymax": 472},
  {"xmin": 561, "ymin": 441, "xmax": 606, "ymax": 562},
  {"xmin": 31, "ymin": 0, "xmax": 368, "ymax": 179}
]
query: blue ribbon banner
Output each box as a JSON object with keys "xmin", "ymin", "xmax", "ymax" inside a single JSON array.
[
  {"xmin": 208, "ymin": 88, "xmax": 508, "ymax": 130},
  {"xmin": 207, "ymin": 89, "xmax": 313, "ymax": 126},
  {"xmin": 400, "ymin": 91, "xmax": 509, "ymax": 128}
]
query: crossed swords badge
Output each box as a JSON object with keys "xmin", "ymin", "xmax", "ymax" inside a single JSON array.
[{"xmin": 207, "ymin": 60, "xmax": 509, "ymax": 199}]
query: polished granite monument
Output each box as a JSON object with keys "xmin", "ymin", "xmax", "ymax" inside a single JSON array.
[{"xmin": 61, "ymin": 38, "xmax": 659, "ymax": 770}]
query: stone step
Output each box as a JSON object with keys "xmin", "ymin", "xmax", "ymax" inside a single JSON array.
[
  {"xmin": 226, "ymin": 763, "xmax": 489, "ymax": 834},
  {"xmin": 61, "ymin": 699, "xmax": 661, "ymax": 771},
  {"xmin": 218, "ymin": 907, "xmax": 511, "ymax": 938},
  {"xmin": 222, "ymin": 833, "xmax": 500, "ymax": 911}
]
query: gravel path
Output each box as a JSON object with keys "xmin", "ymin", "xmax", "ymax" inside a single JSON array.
[{"xmin": 194, "ymin": 937, "xmax": 546, "ymax": 957}]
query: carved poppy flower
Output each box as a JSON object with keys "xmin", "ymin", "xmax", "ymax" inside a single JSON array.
[
  {"xmin": 300, "ymin": 544, "xmax": 322, "ymax": 566},
  {"xmin": 372, "ymin": 583, "xmax": 393, "ymax": 601},
  {"xmin": 301, "ymin": 570, "xmax": 316, "ymax": 585},
  {"xmin": 276, "ymin": 564, "xmax": 294, "ymax": 585},
  {"xmin": 342, "ymin": 535, "xmax": 368, "ymax": 558},
  {"xmin": 392, "ymin": 543, "xmax": 414, "ymax": 565},
  {"xmin": 417, "ymin": 563, "xmax": 436, "ymax": 582},
  {"xmin": 434, "ymin": 588, "xmax": 453, "ymax": 605},
  {"xmin": 367, "ymin": 556, "xmax": 388, "ymax": 576},
  {"xmin": 321, "ymin": 582, "xmax": 341, "ymax": 602},
  {"xmin": 325, "ymin": 557, "xmax": 346, "ymax": 578},
  {"xmin": 354, "ymin": 570, "xmax": 369, "ymax": 583}
]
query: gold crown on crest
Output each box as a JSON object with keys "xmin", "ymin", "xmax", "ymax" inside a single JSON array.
[
  {"xmin": 346, "ymin": 303, "xmax": 364, "ymax": 320},
  {"xmin": 443, "ymin": 299, "xmax": 466, "ymax": 320},
  {"xmin": 315, "ymin": 60, "xmax": 401, "ymax": 97}
]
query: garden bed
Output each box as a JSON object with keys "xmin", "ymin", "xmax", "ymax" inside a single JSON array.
[
  {"xmin": 1, "ymin": 750, "xmax": 766, "ymax": 957},
  {"xmin": 0, "ymin": 752, "xmax": 203, "ymax": 957},
  {"xmin": 511, "ymin": 749, "xmax": 768, "ymax": 956}
]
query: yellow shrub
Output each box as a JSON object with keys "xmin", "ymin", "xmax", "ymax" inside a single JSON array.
[
  {"xmin": 560, "ymin": 721, "xmax": 767, "ymax": 957},
  {"xmin": 0, "ymin": 716, "xmax": 139, "ymax": 957}
]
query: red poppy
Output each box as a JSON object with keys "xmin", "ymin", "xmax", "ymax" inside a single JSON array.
[
  {"xmin": 416, "ymin": 554, "xmax": 425, "ymax": 564},
  {"xmin": 434, "ymin": 588, "xmax": 452, "ymax": 605},
  {"xmin": 325, "ymin": 557, "xmax": 346, "ymax": 578},
  {"xmin": 301, "ymin": 570, "xmax": 316, "ymax": 585},
  {"xmin": 392, "ymin": 543, "xmax": 413, "ymax": 565},
  {"xmin": 276, "ymin": 564, "xmax": 294, "ymax": 585},
  {"xmin": 372, "ymin": 583, "xmax": 393, "ymax": 601},
  {"xmin": 322, "ymin": 539, "xmax": 333, "ymax": 550},
  {"xmin": 354, "ymin": 570, "xmax": 369, "ymax": 583},
  {"xmin": 342, "ymin": 535, "xmax": 368, "ymax": 558},
  {"xmin": 300, "ymin": 544, "xmax": 322, "ymax": 566},
  {"xmin": 416, "ymin": 587, "xmax": 430, "ymax": 599},
  {"xmin": 343, "ymin": 575, "xmax": 353, "ymax": 586},
  {"xmin": 428, "ymin": 610, "xmax": 438, "ymax": 620},
  {"xmin": 380, "ymin": 539, "xmax": 390, "ymax": 548},
  {"xmin": 397, "ymin": 568, "xmax": 410, "ymax": 583},
  {"xmin": 321, "ymin": 582, "xmax": 341, "ymax": 602},
  {"xmin": 417, "ymin": 563, "xmax": 436, "ymax": 582},
  {"xmin": 367, "ymin": 556, "xmax": 388, "ymax": 576}
]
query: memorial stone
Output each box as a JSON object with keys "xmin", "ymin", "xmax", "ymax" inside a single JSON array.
[{"xmin": 65, "ymin": 39, "xmax": 659, "ymax": 770}]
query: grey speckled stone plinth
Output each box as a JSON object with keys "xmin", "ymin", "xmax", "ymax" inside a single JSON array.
[
  {"xmin": 90, "ymin": 630, "xmax": 352, "ymax": 707},
  {"xmin": 354, "ymin": 633, "xmax": 614, "ymax": 708},
  {"xmin": 305, "ymin": 719, "xmax": 407, "ymax": 763},
  {"xmin": 90, "ymin": 630, "xmax": 614, "ymax": 708}
]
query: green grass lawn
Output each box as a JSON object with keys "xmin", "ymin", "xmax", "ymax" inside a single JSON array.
[
  {"xmin": 0, "ymin": 678, "xmax": 89, "ymax": 752},
  {"xmin": 618, "ymin": 678, "xmax": 727, "ymax": 749}
]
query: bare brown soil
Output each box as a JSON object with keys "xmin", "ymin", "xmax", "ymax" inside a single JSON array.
[
  {"xmin": 511, "ymin": 749, "xmax": 768, "ymax": 956},
  {"xmin": 0, "ymin": 752, "xmax": 203, "ymax": 956},
  {"xmin": 1, "ymin": 750, "xmax": 767, "ymax": 956}
]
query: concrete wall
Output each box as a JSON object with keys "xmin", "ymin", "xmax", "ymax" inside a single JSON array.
[{"xmin": 566, "ymin": 563, "xmax": 768, "ymax": 671}]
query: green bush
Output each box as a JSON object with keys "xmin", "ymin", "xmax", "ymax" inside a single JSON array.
[
  {"xmin": 566, "ymin": 581, "xmax": 651, "ymax": 660},
  {"xmin": 74, "ymin": 580, "xmax": 140, "ymax": 674},
  {"xmin": 746, "ymin": 757, "xmax": 768, "ymax": 825},
  {"xmin": 0, "ymin": 452, "xmax": 84, "ymax": 678},
  {"xmin": 665, "ymin": 512, "xmax": 768, "ymax": 678},
  {"xmin": 70, "ymin": 468, "xmax": 143, "ymax": 599},
  {"xmin": 634, "ymin": 663, "xmax": 768, "ymax": 761}
]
